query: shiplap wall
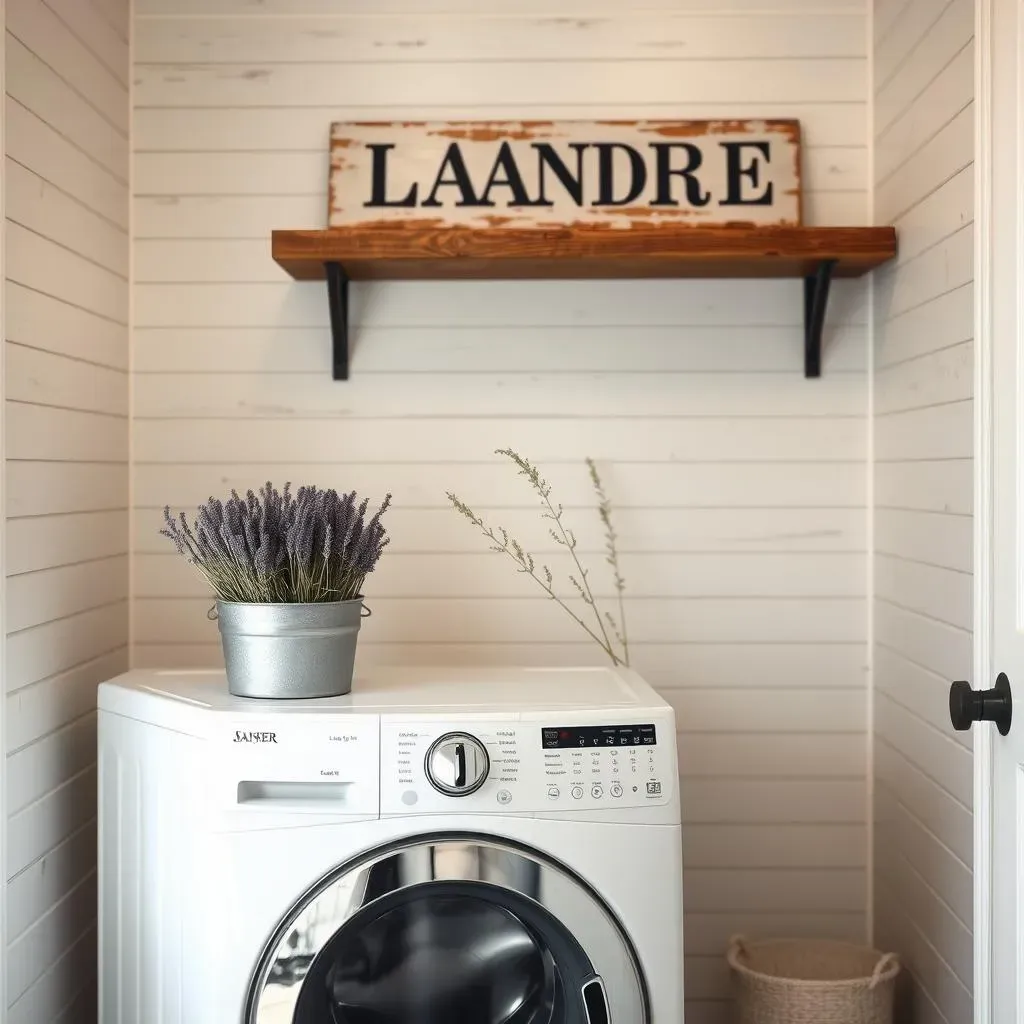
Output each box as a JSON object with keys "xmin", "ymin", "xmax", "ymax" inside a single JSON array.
[
  {"xmin": 4, "ymin": 0, "xmax": 130, "ymax": 1020},
  {"xmin": 872, "ymin": 1, "xmax": 974, "ymax": 1022},
  {"xmin": 134, "ymin": 3, "xmax": 869, "ymax": 1018}
]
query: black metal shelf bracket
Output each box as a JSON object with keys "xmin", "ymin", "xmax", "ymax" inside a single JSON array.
[
  {"xmin": 323, "ymin": 256, "xmax": 839, "ymax": 380},
  {"xmin": 803, "ymin": 259, "xmax": 837, "ymax": 378},
  {"xmin": 325, "ymin": 261, "xmax": 350, "ymax": 380}
]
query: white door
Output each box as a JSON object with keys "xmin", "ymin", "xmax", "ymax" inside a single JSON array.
[{"xmin": 972, "ymin": 0, "xmax": 1024, "ymax": 1019}]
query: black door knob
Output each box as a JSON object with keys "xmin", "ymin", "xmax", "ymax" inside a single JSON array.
[{"xmin": 949, "ymin": 672, "xmax": 1013, "ymax": 735}]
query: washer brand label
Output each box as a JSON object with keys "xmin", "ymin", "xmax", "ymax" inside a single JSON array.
[{"xmin": 233, "ymin": 730, "xmax": 277, "ymax": 744}]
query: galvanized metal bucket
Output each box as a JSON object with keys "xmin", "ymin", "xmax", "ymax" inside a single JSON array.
[{"xmin": 214, "ymin": 599, "xmax": 366, "ymax": 699}]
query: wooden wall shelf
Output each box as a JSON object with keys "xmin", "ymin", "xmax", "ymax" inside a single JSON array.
[{"xmin": 270, "ymin": 224, "xmax": 897, "ymax": 379}]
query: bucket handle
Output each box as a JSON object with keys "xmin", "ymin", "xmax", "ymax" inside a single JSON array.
[
  {"xmin": 727, "ymin": 934, "xmax": 750, "ymax": 962},
  {"xmin": 870, "ymin": 952, "xmax": 899, "ymax": 989},
  {"xmin": 361, "ymin": 603, "xmax": 372, "ymax": 618}
]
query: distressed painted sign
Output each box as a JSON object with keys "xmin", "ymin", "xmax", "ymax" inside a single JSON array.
[{"xmin": 328, "ymin": 119, "xmax": 802, "ymax": 230}]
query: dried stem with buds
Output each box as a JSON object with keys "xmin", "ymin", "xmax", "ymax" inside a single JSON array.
[{"xmin": 447, "ymin": 450, "xmax": 629, "ymax": 667}]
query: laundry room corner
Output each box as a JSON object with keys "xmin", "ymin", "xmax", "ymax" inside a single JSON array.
[
  {"xmin": 15, "ymin": 0, "xmax": 988, "ymax": 1021},
  {"xmin": 129, "ymin": 3, "xmax": 873, "ymax": 1021}
]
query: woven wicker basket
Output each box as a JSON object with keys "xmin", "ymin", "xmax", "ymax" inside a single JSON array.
[{"xmin": 726, "ymin": 935, "xmax": 900, "ymax": 1024}]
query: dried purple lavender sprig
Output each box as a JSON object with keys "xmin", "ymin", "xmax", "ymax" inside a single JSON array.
[{"xmin": 160, "ymin": 483, "xmax": 391, "ymax": 604}]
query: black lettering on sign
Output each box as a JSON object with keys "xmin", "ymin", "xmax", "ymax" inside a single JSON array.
[
  {"xmin": 479, "ymin": 141, "xmax": 542, "ymax": 207},
  {"xmin": 594, "ymin": 143, "xmax": 646, "ymax": 206},
  {"xmin": 355, "ymin": 133, "xmax": 789, "ymax": 212},
  {"xmin": 422, "ymin": 143, "xmax": 483, "ymax": 207},
  {"xmin": 533, "ymin": 142, "xmax": 588, "ymax": 206},
  {"xmin": 720, "ymin": 141, "xmax": 774, "ymax": 206},
  {"xmin": 364, "ymin": 144, "xmax": 417, "ymax": 208},
  {"xmin": 649, "ymin": 143, "xmax": 711, "ymax": 208}
]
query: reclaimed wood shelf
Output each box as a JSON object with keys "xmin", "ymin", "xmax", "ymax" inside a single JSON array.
[{"xmin": 271, "ymin": 224, "xmax": 897, "ymax": 379}]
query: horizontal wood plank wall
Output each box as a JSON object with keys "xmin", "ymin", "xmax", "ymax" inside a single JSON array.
[
  {"xmin": 872, "ymin": 1, "xmax": 974, "ymax": 1022},
  {"xmin": 4, "ymin": 0, "xmax": 130, "ymax": 1020},
  {"xmin": 133, "ymin": 3, "xmax": 869, "ymax": 1019}
]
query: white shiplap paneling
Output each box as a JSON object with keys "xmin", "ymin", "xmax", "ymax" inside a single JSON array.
[
  {"xmin": 872, "ymin": 0, "xmax": 974, "ymax": 1020},
  {"xmin": 4, "ymin": 0, "xmax": 130, "ymax": 1019},
  {"xmin": 134, "ymin": 5, "xmax": 871, "ymax": 1018}
]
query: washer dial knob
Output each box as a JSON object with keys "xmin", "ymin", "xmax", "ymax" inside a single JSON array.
[{"xmin": 424, "ymin": 732, "xmax": 490, "ymax": 796}]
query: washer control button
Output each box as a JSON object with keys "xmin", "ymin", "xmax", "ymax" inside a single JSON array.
[
  {"xmin": 547, "ymin": 786, "xmax": 560, "ymax": 800},
  {"xmin": 591, "ymin": 784, "xmax": 604, "ymax": 799},
  {"xmin": 571, "ymin": 786, "xmax": 584, "ymax": 800},
  {"xmin": 424, "ymin": 732, "xmax": 490, "ymax": 797},
  {"xmin": 497, "ymin": 789, "xmax": 512, "ymax": 805},
  {"xmin": 610, "ymin": 782, "xmax": 623, "ymax": 798}
]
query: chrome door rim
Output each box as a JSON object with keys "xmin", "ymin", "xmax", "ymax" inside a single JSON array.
[{"xmin": 244, "ymin": 833, "xmax": 649, "ymax": 1024}]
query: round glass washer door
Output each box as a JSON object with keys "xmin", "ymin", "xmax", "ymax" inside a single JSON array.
[{"xmin": 244, "ymin": 834, "xmax": 649, "ymax": 1024}]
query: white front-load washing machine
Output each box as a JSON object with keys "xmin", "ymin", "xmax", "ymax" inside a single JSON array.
[{"xmin": 98, "ymin": 665, "xmax": 684, "ymax": 1024}]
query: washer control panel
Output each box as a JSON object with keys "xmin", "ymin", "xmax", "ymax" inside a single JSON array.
[
  {"xmin": 540, "ymin": 723, "xmax": 667, "ymax": 808},
  {"xmin": 381, "ymin": 721, "xmax": 524, "ymax": 815},
  {"xmin": 380, "ymin": 718, "xmax": 672, "ymax": 815}
]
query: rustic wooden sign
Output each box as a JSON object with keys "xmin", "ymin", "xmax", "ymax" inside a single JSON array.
[{"xmin": 328, "ymin": 119, "xmax": 802, "ymax": 230}]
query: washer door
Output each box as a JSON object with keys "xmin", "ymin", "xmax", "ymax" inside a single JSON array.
[{"xmin": 245, "ymin": 835, "xmax": 648, "ymax": 1024}]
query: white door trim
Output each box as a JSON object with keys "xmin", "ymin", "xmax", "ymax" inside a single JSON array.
[
  {"xmin": 974, "ymin": 0, "xmax": 997, "ymax": 1019},
  {"xmin": 0, "ymin": 0, "xmax": 8, "ymax": 1017}
]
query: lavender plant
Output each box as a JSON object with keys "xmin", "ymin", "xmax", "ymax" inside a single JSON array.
[
  {"xmin": 160, "ymin": 482, "xmax": 391, "ymax": 604},
  {"xmin": 447, "ymin": 450, "xmax": 629, "ymax": 667}
]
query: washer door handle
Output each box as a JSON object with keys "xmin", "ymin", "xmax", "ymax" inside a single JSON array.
[{"xmin": 582, "ymin": 978, "xmax": 610, "ymax": 1024}]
